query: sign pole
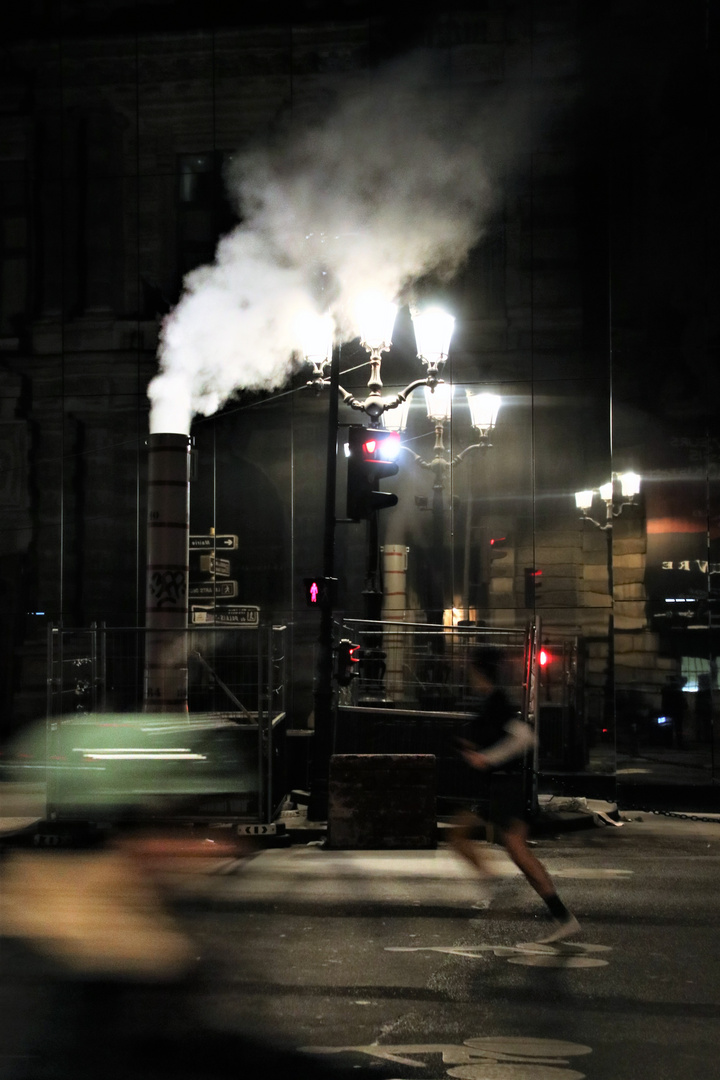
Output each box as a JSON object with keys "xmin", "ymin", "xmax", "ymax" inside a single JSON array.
[{"xmin": 308, "ymin": 343, "xmax": 340, "ymax": 821}]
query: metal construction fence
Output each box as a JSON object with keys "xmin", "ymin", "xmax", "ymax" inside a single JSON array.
[
  {"xmin": 335, "ymin": 619, "xmax": 538, "ymax": 812},
  {"xmin": 339, "ymin": 619, "xmax": 530, "ymax": 714},
  {"xmin": 39, "ymin": 623, "xmax": 288, "ymax": 825}
]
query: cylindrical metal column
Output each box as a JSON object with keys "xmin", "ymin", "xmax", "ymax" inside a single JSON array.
[
  {"xmin": 381, "ymin": 544, "xmax": 409, "ymax": 703},
  {"xmin": 143, "ymin": 433, "xmax": 191, "ymax": 712}
]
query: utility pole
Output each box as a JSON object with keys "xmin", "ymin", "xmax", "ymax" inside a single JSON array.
[{"xmin": 307, "ymin": 344, "xmax": 340, "ymax": 821}]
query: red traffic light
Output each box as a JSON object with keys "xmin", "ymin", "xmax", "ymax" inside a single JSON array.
[
  {"xmin": 337, "ymin": 638, "xmax": 361, "ymax": 685},
  {"xmin": 361, "ymin": 431, "xmax": 401, "ymax": 462},
  {"xmin": 489, "ymin": 536, "xmax": 509, "ymax": 559},
  {"xmin": 539, "ymin": 647, "xmax": 552, "ymax": 667}
]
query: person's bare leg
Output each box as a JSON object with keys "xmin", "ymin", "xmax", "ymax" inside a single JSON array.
[
  {"xmin": 449, "ymin": 809, "xmax": 495, "ymax": 879},
  {"xmin": 500, "ymin": 819, "xmax": 580, "ymax": 941},
  {"xmin": 500, "ymin": 819, "xmax": 555, "ymax": 898}
]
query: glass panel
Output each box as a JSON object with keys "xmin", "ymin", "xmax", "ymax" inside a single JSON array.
[{"xmin": 531, "ymin": 379, "xmax": 614, "ymax": 788}]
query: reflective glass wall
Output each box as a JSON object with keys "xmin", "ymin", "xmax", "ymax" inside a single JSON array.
[{"xmin": 1, "ymin": 2, "xmax": 716, "ymax": 802}]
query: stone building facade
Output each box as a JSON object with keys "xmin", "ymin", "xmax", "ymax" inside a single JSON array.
[{"xmin": 0, "ymin": 1, "xmax": 717, "ymax": 792}]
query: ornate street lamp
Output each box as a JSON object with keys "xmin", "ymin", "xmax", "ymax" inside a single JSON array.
[
  {"xmin": 385, "ymin": 384, "xmax": 502, "ymax": 629},
  {"xmin": 574, "ymin": 471, "xmax": 642, "ymax": 530},
  {"xmin": 301, "ymin": 295, "xmax": 450, "ymax": 426},
  {"xmin": 297, "ymin": 297, "xmax": 456, "ymax": 814}
]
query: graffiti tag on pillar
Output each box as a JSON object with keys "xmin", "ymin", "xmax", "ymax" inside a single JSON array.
[{"xmin": 149, "ymin": 570, "xmax": 187, "ymax": 608}]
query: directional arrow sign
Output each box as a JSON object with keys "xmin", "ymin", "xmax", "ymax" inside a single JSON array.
[
  {"xmin": 190, "ymin": 535, "xmax": 238, "ymax": 550},
  {"xmin": 188, "ymin": 580, "xmax": 238, "ymax": 598}
]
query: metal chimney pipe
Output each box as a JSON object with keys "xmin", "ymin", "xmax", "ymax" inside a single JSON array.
[{"xmin": 143, "ymin": 432, "xmax": 191, "ymax": 712}]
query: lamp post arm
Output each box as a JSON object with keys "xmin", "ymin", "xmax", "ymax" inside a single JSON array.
[
  {"xmin": 451, "ymin": 441, "xmax": 485, "ymax": 466},
  {"xmin": 581, "ymin": 511, "xmax": 612, "ymax": 531},
  {"xmin": 383, "ymin": 376, "xmax": 442, "ymax": 411},
  {"xmin": 397, "ymin": 446, "xmax": 442, "ymax": 474},
  {"xmin": 611, "ymin": 498, "xmax": 636, "ymax": 518},
  {"xmin": 336, "ymin": 385, "xmax": 370, "ymax": 413},
  {"xmin": 398, "ymin": 445, "xmax": 423, "ymax": 464}
]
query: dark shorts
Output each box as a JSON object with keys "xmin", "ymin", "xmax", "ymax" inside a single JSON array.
[{"xmin": 471, "ymin": 772, "xmax": 528, "ymax": 830}]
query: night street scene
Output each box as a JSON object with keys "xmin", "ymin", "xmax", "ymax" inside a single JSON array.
[{"xmin": 0, "ymin": 1, "xmax": 719, "ymax": 1078}]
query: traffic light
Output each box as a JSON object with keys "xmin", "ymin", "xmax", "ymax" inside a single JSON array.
[
  {"xmin": 303, "ymin": 576, "xmax": 337, "ymax": 608},
  {"xmin": 336, "ymin": 638, "xmax": 361, "ymax": 685},
  {"xmin": 489, "ymin": 535, "xmax": 509, "ymax": 561},
  {"xmin": 524, "ymin": 567, "xmax": 542, "ymax": 607},
  {"xmin": 346, "ymin": 426, "xmax": 400, "ymax": 521}
]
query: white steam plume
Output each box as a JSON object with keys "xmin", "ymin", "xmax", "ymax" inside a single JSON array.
[{"xmin": 149, "ymin": 52, "xmax": 535, "ymax": 434}]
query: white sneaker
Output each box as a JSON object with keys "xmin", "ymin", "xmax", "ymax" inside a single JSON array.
[
  {"xmin": 471, "ymin": 874, "xmax": 498, "ymax": 910},
  {"xmin": 536, "ymin": 914, "xmax": 581, "ymax": 944}
]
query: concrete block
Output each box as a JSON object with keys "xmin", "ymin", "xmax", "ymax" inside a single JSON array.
[
  {"xmin": 613, "ymin": 537, "xmax": 646, "ymax": 556},
  {"xmin": 613, "ymin": 583, "xmax": 646, "ymax": 602},
  {"xmin": 615, "ymin": 600, "xmax": 647, "ymax": 618},
  {"xmin": 613, "ymin": 553, "xmax": 645, "ymax": 570},
  {"xmin": 614, "ymin": 615, "xmax": 647, "ymax": 631},
  {"xmin": 613, "ymin": 567, "xmax": 644, "ymax": 586},
  {"xmin": 583, "ymin": 564, "xmax": 609, "ymax": 581},
  {"xmin": 582, "ymin": 593, "xmax": 612, "ymax": 607},
  {"xmin": 328, "ymin": 754, "xmax": 436, "ymax": 850},
  {"xmin": 534, "ymin": 547, "xmax": 581, "ymax": 565}
]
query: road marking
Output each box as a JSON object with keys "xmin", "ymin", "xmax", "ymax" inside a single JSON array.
[
  {"xmin": 302, "ymin": 1037, "xmax": 593, "ymax": 1078},
  {"xmin": 551, "ymin": 868, "xmax": 633, "ymax": 879},
  {"xmin": 386, "ymin": 941, "xmax": 611, "ymax": 969}
]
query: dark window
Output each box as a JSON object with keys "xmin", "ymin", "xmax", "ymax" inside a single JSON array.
[
  {"xmin": 0, "ymin": 160, "xmax": 29, "ymax": 339},
  {"xmin": 176, "ymin": 151, "xmax": 238, "ymax": 286}
]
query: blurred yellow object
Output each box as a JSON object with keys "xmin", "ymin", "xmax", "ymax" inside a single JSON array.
[{"xmin": 0, "ymin": 844, "xmax": 196, "ymax": 980}]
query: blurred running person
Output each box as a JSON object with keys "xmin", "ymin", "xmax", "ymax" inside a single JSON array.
[{"xmin": 450, "ymin": 646, "xmax": 580, "ymax": 944}]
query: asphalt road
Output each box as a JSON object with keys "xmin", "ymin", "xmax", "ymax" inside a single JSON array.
[
  {"xmin": 1, "ymin": 812, "xmax": 719, "ymax": 1080},
  {"xmin": 170, "ymin": 814, "xmax": 719, "ymax": 1080}
]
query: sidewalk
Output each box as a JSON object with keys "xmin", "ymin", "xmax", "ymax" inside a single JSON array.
[{"xmin": 1, "ymin": 781, "xmax": 717, "ymax": 848}]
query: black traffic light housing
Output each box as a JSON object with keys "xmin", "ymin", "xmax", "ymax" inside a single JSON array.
[
  {"xmin": 346, "ymin": 426, "xmax": 400, "ymax": 521},
  {"xmin": 524, "ymin": 567, "xmax": 542, "ymax": 607},
  {"xmin": 336, "ymin": 638, "xmax": 361, "ymax": 685}
]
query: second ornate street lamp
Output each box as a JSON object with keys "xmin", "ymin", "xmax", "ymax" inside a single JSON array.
[
  {"xmin": 574, "ymin": 471, "xmax": 642, "ymax": 530},
  {"xmin": 382, "ymin": 379, "xmax": 502, "ymax": 625},
  {"xmin": 574, "ymin": 470, "xmax": 642, "ymax": 759}
]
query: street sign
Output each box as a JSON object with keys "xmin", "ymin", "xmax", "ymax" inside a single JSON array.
[
  {"xmin": 215, "ymin": 606, "xmax": 260, "ymax": 626},
  {"xmin": 236, "ymin": 823, "xmax": 280, "ymax": 835},
  {"xmin": 189, "ymin": 580, "xmax": 238, "ymax": 598},
  {"xmin": 190, "ymin": 604, "xmax": 260, "ymax": 626},
  {"xmin": 199, "ymin": 554, "xmax": 231, "ymax": 577},
  {"xmin": 190, "ymin": 534, "xmax": 238, "ymax": 550}
]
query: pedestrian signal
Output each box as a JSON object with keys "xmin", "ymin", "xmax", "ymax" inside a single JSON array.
[{"xmin": 303, "ymin": 577, "xmax": 336, "ymax": 608}]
